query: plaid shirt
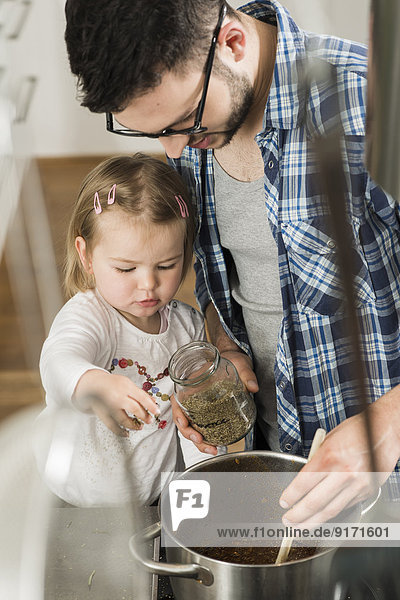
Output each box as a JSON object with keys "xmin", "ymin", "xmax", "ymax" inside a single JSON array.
[{"xmin": 168, "ymin": 0, "xmax": 400, "ymax": 467}]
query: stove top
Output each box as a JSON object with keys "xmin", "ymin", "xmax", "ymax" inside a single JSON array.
[
  {"xmin": 152, "ymin": 546, "xmax": 386, "ymax": 600},
  {"xmin": 154, "ymin": 575, "xmax": 382, "ymax": 600}
]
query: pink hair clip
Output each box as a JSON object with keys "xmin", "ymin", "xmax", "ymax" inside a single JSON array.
[
  {"xmin": 93, "ymin": 184, "xmax": 117, "ymax": 214},
  {"xmin": 108, "ymin": 184, "xmax": 116, "ymax": 204},
  {"xmin": 175, "ymin": 195, "xmax": 188, "ymax": 218},
  {"xmin": 94, "ymin": 192, "xmax": 102, "ymax": 214}
]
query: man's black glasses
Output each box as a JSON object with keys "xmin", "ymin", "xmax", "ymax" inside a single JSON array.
[{"xmin": 106, "ymin": 3, "xmax": 227, "ymax": 138}]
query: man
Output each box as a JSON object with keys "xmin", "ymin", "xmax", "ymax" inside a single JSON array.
[{"xmin": 65, "ymin": 0, "xmax": 400, "ymax": 524}]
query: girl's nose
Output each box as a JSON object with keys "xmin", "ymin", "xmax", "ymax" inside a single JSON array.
[
  {"xmin": 159, "ymin": 135, "xmax": 189, "ymax": 159},
  {"xmin": 137, "ymin": 269, "xmax": 156, "ymax": 291}
]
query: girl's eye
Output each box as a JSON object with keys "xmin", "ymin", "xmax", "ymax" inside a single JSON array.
[
  {"xmin": 116, "ymin": 267, "xmax": 135, "ymax": 273},
  {"xmin": 158, "ymin": 264, "xmax": 175, "ymax": 270}
]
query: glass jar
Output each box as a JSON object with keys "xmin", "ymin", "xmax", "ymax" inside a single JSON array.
[{"xmin": 168, "ymin": 341, "xmax": 256, "ymax": 446}]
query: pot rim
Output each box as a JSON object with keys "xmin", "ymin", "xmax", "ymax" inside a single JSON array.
[
  {"xmin": 170, "ymin": 539, "xmax": 337, "ymax": 568},
  {"xmin": 184, "ymin": 450, "xmax": 307, "ymax": 471}
]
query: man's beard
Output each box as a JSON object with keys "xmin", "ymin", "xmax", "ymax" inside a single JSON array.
[
  {"xmin": 189, "ymin": 60, "xmax": 255, "ymax": 148},
  {"xmin": 218, "ymin": 66, "xmax": 255, "ymax": 148}
]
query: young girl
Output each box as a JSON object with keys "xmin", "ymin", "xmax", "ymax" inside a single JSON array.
[{"xmin": 34, "ymin": 153, "xmax": 208, "ymax": 507}]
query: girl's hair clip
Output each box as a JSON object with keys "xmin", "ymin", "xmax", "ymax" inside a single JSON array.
[
  {"xmin": 94, "ymin": 184, "xmax": 117, "ymax": 214},
  {"xmin": 94, "ymin": 191, "xmax": 102, "ymax": 214},
  {"xmin": 175, "ymin": 195, "xmax": 188, "ymax": 218},
  {"xmin": 108, "ymin": 183, "xmax": 116, "ymax": 205}
]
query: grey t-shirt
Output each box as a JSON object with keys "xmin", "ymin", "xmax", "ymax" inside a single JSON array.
[{"xmin": 213, "ymin": 156, "xmax": 282, "ymax": 451}]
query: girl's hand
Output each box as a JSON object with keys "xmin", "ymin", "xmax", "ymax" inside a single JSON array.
[
  {"xmin": 170, "ymin": 394, "xmax": 218, "ymax": 456},
  {"xmin": 73, "ymin": 369, "xmax": 161, "ymax": 436}
]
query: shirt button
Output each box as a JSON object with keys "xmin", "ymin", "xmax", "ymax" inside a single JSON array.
[
  {"xmin": 284, "ymin": 443, "xmax": 292, "ymax": 452},
  {"xmin": 327, "ymin": 239, "xmax": 336, "ymax": 249},
  {"xmin": 172, "ymin": 301, "xmax": 177, "ymax": 308},
  {"xmin": 279, "ymin": 381, "xmax": 286, "ymax": 390},
  {"xmin": 268, "ymin": 160, "xmax": 274, "ymax": 169}
]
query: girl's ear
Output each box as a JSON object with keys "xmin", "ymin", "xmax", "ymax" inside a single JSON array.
[{"xmin": 75, "ymin": 236, "xmax": 93, "ymax": 274}]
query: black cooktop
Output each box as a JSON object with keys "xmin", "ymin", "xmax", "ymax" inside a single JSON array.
[{"xmin": 152, "ymin": 545, "xmax": 174, "ymax": 600}]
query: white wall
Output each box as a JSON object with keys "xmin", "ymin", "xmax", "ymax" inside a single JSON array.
[
  {"xmin": 232, "ymin": 0, "xmax": 369, "ymax": 43},
  {"xmin": 19, "ymin": 0, "xmax": 370, "ymax": 157},
  {"xmin": 34, "ymin": 2, "xmax": 161, "ymax": 157}
]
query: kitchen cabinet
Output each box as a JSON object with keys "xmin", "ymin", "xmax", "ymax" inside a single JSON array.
[
  {"xmin": 0, "ymin": 0, "xmax": 160, "ymax": 157},
  {"xmin": 0, "ymin": 0, "xmax": 63, "ymax": 369}
]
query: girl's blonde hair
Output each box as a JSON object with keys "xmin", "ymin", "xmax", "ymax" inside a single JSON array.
[{"xmin": 64, "ymin": 153, "xmax": 196, "ymax": 298}]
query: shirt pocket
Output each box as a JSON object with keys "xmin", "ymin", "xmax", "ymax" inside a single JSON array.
[{"xmin": 281, "ymin": 217, "xmax": 376, "ymax": 316}]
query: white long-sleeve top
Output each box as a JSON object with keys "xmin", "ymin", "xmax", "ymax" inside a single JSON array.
[{"xmin": 35, "ymin": 290, "xmax": 205, "ymax": 507}]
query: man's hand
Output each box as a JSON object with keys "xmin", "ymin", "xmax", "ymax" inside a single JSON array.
[
  {"xmin": 205, "ymin": 302, "xmax": 259, "ymax": 394},
  {"xmin": 279, "ymin": 386, "xmax": 400, "ymax": 526},
  {"xmin": 219, "ymin": 348, "xmax": 259, "ymax": 394}
]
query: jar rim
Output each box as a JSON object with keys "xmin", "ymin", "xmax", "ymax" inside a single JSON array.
[{"xmin": 168, "ymin": 341, "xmax": 220, "ymax": 387}]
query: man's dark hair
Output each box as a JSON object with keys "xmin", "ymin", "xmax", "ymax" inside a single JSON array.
[{"xmin": 65, "ymin": 0, "xmax": 232, "ymax": 114}]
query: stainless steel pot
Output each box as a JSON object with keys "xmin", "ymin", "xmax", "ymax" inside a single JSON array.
[{"xmin": 130, "ymin": 451, "xmax": 379, "ymax": 600}]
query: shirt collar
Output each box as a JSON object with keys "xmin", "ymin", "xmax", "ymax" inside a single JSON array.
[{"xmin": 239, "ymin": 0, "xmax": 307, "ymax": 131}]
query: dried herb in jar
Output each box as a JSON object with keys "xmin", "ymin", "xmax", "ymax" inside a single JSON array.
[{"xmin": 180, "ymin": 379, "xmax": 256, "ymax": 445}]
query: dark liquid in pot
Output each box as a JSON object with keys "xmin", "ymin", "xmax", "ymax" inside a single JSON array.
[
  {"xmin": 189, "ymin": 545, "xmax": 318, "ymax": 565},
  {"xmin": 187, "ymin": 455, "xmax": 332, "ymax": 565}
]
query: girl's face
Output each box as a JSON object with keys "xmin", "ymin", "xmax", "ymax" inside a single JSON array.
[{"xmin": 76, "ymin": 208, "xmax": 186, "ymax": 331}]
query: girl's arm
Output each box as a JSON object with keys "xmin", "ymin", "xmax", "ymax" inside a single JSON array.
[{"xmin": 39, "ymin": 296, "xmax": 159, "ymax": 435}]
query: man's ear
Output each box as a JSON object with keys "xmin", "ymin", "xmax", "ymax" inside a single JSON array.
[
  {"xmin": 218, "ymin": 19, "xmax": 246, "ymax": 64},
  {"xmin": 75, "ymin": 236, "xmax": 93, "ymax": 273}
]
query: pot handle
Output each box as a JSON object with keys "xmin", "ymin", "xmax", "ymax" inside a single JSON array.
[{"xmin": 129, "ymin": 521, "xmax": 214, "ymax": 586}]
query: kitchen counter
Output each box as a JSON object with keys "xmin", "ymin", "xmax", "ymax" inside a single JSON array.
[{"xmin": 45, "ymin": 505, "xmax": 158, "ymax": 600}]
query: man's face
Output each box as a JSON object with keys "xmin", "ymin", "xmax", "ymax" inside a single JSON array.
[{"xmin": 114, "ymin": 62, "xmax": 254, "ymax": 159}]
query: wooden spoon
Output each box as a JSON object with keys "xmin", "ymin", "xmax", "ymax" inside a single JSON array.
[{"xmin": 275, "ymin": 427, "xmax": 327, "ymax": 565}]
